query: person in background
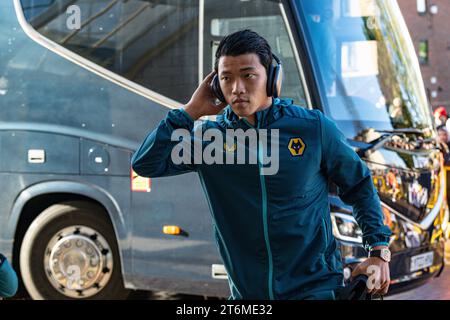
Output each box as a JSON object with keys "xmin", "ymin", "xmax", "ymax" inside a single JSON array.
[
  {"xmin": 437, "ymin": 125, "xmax": 450, "ymax": 166},
  {"xmin": 434, "ymin": 106, "xmax": 448, "ymax": 127},
  {"xmin": 0, "ymin": 253, "xmax": 18, "ymax": 298}
]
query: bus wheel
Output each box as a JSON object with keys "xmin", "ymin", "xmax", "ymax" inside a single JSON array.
[{"xmin": 20, "ymin": 201, "xmax": 131, "ymax": 300}]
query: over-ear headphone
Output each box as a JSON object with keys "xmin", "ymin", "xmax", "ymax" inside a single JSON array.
[{"xmin": 210, "ymin": 53, "xmax": 283, "ymax": 104}]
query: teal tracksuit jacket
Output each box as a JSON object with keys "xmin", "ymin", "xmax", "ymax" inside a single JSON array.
[
  {"xmin": 0, "ymin": 254, "xmax": 18, "ymax": 298},
  {"xmin": 131, "ymin": 97, "xmax": 392, "ymax": 299}
]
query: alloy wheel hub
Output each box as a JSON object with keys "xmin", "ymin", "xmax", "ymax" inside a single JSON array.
[{"xmin": 44, "ymin": 226, "xmax": 113, "ymax": 298}]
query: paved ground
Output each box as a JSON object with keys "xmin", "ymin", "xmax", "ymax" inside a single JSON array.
[{"xmin": 386, "ymin": 267, "xmax": 450, "ymax": 300}]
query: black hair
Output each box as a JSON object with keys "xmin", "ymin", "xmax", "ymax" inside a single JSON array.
[{"xmin": 214, "ymin": 29, "xmax": 272, "ymax": 73}]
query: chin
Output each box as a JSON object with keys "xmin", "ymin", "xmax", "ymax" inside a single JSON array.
[
  {"xmin": 232, "ymin": 110, "xmax": 246, "ymax": 117},
  {"xmin": 231, "ymin": 105, "xmax": 254, "ymax": 118},
  {"xmin": 230, "ymin": 107, "xmax": 243, "ymax": 116}
]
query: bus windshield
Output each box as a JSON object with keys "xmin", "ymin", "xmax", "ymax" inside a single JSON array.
[{"xmin": 296, "ymin": 0, "xmax": 433, "ymax": 139}]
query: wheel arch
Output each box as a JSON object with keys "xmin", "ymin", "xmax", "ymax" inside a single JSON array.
[{"xmin": 7, "ymin": 181, "xmax": 130, "ymax": 288}]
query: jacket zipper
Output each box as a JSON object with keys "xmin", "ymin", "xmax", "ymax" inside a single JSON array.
[
  {"xmin": 256, "ymin": 119, "xmax": 274, "ymax": 300},
  {"xmin": 242, "ymin": 116, "xmax": 274, "ymax": 299}
]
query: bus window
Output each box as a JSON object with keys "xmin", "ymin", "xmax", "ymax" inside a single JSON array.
[
  {"xmin": 296, "ymin": 0, "xmax": 433, "ymax": 138},
  {"xmin": 203, "ymin": 0, "xmax": 307, "ymax": 107},
  {"xmin": 19, "ymin": 0, "xmax": 199, "ymax": 104}
]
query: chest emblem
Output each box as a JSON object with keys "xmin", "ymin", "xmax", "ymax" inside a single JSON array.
[
  {"xmin": 288, "ymin": 137, "xmax": 306, "ymax": 156},
  {"xmin": 224, "ymin": 142, "xmax": 237, "ymax": 153}
]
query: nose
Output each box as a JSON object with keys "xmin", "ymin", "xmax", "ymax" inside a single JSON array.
[{"xmin": 231, "ymin": 78, "xmax": 246, "ymax": 95}]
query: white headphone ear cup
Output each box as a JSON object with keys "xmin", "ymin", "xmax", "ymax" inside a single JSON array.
[
  {"xmin": 272, "ymin": 65, "xmax": 282, "ymax": 98},
  {"xmin": 275, "ymin": 65, "xmax": 283, "ymax": 98}
]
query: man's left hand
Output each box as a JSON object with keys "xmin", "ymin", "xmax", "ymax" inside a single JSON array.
[{"xmin": 351, "ymin": 246, "xmax": 390, "ymax": 296}]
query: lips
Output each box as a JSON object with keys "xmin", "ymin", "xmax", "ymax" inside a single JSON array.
[{"xmin": 233, "ymin": 98, "xmax": 249, "ymax": 104}]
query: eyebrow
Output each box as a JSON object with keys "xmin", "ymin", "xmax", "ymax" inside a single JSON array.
[{"xmin": 220, "ymin": 66, "xmax": 257, "ymax": 75}]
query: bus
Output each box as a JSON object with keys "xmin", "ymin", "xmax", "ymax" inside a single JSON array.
[{"xmin": 0, "ymin": 0, "xmax": 447, "ymax": 299}]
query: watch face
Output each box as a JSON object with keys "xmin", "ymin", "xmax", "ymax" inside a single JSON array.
[{"xmin": 381, "ymin": 249, "xmax": 391, "ymax": 262}]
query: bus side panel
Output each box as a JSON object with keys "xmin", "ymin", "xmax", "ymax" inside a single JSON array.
[{"xmin": 0, "ymin": 0, "xmax": 225, "ymax": 296}]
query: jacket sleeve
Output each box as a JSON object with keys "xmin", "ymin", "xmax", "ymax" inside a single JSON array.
[
  {"xmin": 131, "ymin": 108, "xmax": 198, "ymax": 178},
  {"xmin": 0, "ymin": 254, "xmax": 18, "ymax": 298},
  {"xmin": 317, "ymin": 110, "xmax": 392, "ymax": 250}
]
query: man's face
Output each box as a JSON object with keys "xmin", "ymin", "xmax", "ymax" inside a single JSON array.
[{"xmin": 218, "ymin": 53, "xmax": 272, "ymax": 119}]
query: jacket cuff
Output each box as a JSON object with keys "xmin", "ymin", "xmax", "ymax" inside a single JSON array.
[
  {"xmin": 367, "ymin": 242, "xmax": 390, "ymax": 250},
  {"xmin": 163, "ymin": 108, "xmax": 197, "ymax": 133},
  {"xmin": 179, "ymin": 108, "xmax": 195, "ymax": 123},
  {"xmin": 362, "ymin": 225, "xmax": 392, "ymax": 251}
]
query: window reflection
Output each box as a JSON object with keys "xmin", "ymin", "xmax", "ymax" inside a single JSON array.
[
  {"xmin": 298, "ymin": 0, "xmax": 432, "ymax": 139},
  {"xmin": 21, "ymin": 0, "xmax": 199, "ymax": 103}
]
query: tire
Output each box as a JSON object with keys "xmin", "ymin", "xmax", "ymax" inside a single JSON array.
[{"xmin": 20, "ymin": 201, "xmax": 131, "ymax": 300}]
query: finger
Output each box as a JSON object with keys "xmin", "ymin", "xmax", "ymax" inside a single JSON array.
[
  {"xmin": 381, "ymin": 283, "xmax": 389, "ymax": 296},
  {"xmin": 374, "ymin": 283, "xmax": 388, "ymax": 297},
  {"xmin": 383, "ymin": 284, "xmax": 390, "ymax": 295},
  {"xmin": 375, "ymin": 271, "xmax": 389, "ymax": 296},
  {"xmin": 205, "ymin": 71, "xmax": 216, "ymax": 81},
  {"xmin": 371, "ymin": 285, "xmax": 381, "ymax": 295},
  {"xmin": 369, "ymin": 276, "xmax": 382, "ymax": 294},
  {"xmin": 198, "ymin": 72, "xmax": 215, "ymax": 87},
  {"xmin": 381, "ymin": 268, "xmax": 390, "ymax": 295},
  {"xmin": 379, "ymin": 270, "xmax": 388, "ymax": 291}
]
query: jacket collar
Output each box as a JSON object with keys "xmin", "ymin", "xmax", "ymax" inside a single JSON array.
[{"xmin": 217, "ymin": 97, "xmax": 294, "ymax": 129}]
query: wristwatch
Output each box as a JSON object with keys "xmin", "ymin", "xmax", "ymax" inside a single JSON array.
[{"xmin": 369, "ymin": 248, "xmax": 391, "ymax": 262}]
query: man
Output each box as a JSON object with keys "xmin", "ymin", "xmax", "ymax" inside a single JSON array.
[
  {"xmin": 132, "ymin": 30, "xmax": 392, "ymax": 300},
  {"xmin": 434, "ymin": 106, "xmax": 448, "ymax": 127}
]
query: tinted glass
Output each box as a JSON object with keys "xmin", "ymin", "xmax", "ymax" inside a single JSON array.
[
  {"xmin": 296, "ymin": 0, "xmax": 433, "ymax": 139},
  {"xmin": 21, "ymin": 0, "xmax": 199, "ymax": 103}
]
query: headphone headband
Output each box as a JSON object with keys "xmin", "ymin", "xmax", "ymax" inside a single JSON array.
[{"xmin": 271, "ymin": 53, "xmax": 281, "ymax": 66}]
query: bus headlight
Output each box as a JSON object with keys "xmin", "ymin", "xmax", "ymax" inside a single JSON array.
[{"xmin": 331, "ymin": 212, "xmax": 363, "ymax": 243}]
